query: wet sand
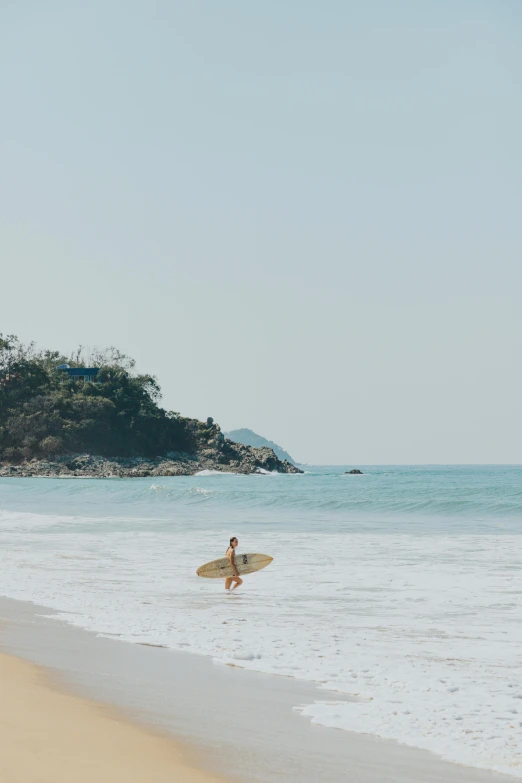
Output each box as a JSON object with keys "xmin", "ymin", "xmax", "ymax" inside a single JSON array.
[
  {"xmin": 0, "ymin": 651, "xmax": 226, "ymax": 783},
  {"xmin": 0, "ymin": 596, "xmax": 515, "ymax": 783}
]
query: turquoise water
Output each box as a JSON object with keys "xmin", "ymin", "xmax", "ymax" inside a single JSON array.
[
  {"xmin": 1, "ymin": 465, "xmax": 521, "ymax": 533},
  {"xmin": 1, "ymin": 465, "xmax": 522, "ymax": 775}
]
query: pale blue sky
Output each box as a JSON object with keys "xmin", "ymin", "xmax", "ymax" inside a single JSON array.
[{"xmin": 2, "ymin": 1, "xmax": 521, "ymax": 463}]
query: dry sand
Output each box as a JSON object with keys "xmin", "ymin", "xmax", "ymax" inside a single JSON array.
[
  {"xmin": 0, "ymin": 651, "xmax": 227, "ymax": 783},
  {"xmin": 1, "ymin": 597, "xmax": 518, "ymax": 783}
]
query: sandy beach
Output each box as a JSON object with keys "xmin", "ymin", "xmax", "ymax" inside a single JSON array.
[
  {"xmin": 2, "ymin": 0, "xmax": 520, "ymax": 776},
  {"xmin": 0, "ymin": 650, "xmax": 226, "ymax": 783},
  {"xmin": 1, "ymin": 595, "xmax": 518, "ymax": 783}
]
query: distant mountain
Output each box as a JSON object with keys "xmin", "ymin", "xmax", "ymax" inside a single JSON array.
[{"xmin": 224, "ymin": 428, "xmax": 296, "ymax": 465}]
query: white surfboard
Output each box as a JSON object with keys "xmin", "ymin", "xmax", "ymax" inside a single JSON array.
[{"xmin": 197, "ymin": 553, "xmax": 273, "ymax": 579}]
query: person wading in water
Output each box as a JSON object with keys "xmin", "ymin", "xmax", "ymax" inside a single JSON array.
[{"xmin": 225, "ymin": 537, "xmax": 243, "ymax": 591}]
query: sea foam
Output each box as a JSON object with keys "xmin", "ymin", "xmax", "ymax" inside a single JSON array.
[{"xmin": 1, "ymin": 469, "xmax": 522, "ymax": 777}]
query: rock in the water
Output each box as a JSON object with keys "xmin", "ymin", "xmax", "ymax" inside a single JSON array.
[{"xmin": 346, "ymin": 469, "xmax": 363, "ymax": 474}]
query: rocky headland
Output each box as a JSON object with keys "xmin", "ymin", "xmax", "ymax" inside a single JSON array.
[
  {"xmin": 0, "ymin": 336, "xmax": 302, "ymax": 478},
  {"xmin": 0, "ymin": 429, "xmax": 302, "ymax": 478}
]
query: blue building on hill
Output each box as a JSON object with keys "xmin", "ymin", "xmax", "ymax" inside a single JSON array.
[{"xmin": 56, "ymin": 365, "xmax": 100, "ymax": 383}]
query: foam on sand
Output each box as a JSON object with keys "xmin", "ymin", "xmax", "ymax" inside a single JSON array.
[{"xmin": 1, "ymin": 509, "xmax": 521, "ymax": 777}]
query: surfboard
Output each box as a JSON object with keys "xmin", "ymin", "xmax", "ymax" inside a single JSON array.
[{"xmin": 197, "ymin": 553, "xmax": 273, "ymax": 579}]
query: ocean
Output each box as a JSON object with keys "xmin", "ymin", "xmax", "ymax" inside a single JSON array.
[{"xmin": 1, "ymin": 465, "xmax": 521, "ymax": 777}]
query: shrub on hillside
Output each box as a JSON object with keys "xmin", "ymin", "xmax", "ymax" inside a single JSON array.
[{"xmin": 0, "ymin": 335, "xmax": 197, "ymax": 460}]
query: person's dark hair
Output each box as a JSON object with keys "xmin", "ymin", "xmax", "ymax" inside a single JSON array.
[{"xmin": 230, "ymin": 537, "xmax": 238, "ymax": 546}]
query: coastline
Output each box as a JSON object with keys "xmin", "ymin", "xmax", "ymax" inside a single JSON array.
[
  {"xmin": 0, "ymin": 449, "xmax": 302, "ymax": 478},
  {"xmin": 0, "ymin": 595, "xmax": 517, "ymax": 783},
  {"xmin": 0, "ymin": 650, "xmax": 227, "ymax": 783}
]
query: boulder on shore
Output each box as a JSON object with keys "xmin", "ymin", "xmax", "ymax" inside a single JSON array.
[{"xmin": 0, "ymin": 433, "xmax": 303, "ymax": 479}]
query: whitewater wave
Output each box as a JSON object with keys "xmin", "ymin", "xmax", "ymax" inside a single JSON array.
[
  {"xmin": 1, "ymin": 467, "xmax": 522, "ymax": 775},
  {"xmin": 0, "ymin": 513, "xmax": 521, "ymax": 777},
  {"xmin": 2, "ymin": 466, "xmax": 521, "ymax": 524}
]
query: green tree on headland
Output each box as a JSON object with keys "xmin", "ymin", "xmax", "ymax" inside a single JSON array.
[{"xmin": 0, "ymin": 335, "xmax": 196, "ymax": 461}]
